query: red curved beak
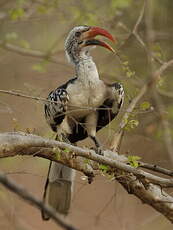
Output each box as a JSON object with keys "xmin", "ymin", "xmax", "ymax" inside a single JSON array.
[
  {"xmin": 87, "ymin": 26, "xmax": 115, "ymax": 42},
  {"xmin": 82, "ymin": 26, "xmax": 116, "ymax": 52}
]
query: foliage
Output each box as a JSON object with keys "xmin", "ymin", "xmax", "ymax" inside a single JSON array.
[
  {"xmin": 128, "ymin": 155, "xmax": 141, "ymax": 168},
  {"xmin": 9, "ymin": 8, "xmax": 25, "ymax": 20},
  {"xmin": 124, "ymin": 118, "xmax": 139, "ymax": 131},
  {"xmin": 99, "ymin": 164, "xmax": 109, "ymax": 172},
  {"xmin": 122, "ymin": 60, "xmax": 136, "ymax": 78},
  {"xmin": 53, "ymin": 147, "xmax": 61, "ymax": 160},
  {"xmin": 140, "ymin": 101, "xmax": 151, "ymax": 111},
  {"xmin": 63, "ymin": 148, "xmax": 70, "ymax": 153}
]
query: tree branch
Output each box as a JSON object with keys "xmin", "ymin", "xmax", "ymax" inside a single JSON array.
[
  {"xmin": 0, "ymin": 40, "xmax": 66, "ymax": 65},
  {"xmin": 1, "ymin": 132, "xmax": 173, "ymax": 222},
  {"xmin": 0, "ymin": 89, "xmax": 52, "ymax": 104},
  {"xmin": 139, "ymin": 162, "xmax": 173, "ymax": 177},
  {"xmin": 0, "ymin": 171, "xmax": 78, "ymax": 230},
  {"xmin": 110, "ymin": 58, "xmax": 173, "ymax": 151},
  {"xmin": 1, "ymin": 131, "xmax": 173, "ymax": 187}
]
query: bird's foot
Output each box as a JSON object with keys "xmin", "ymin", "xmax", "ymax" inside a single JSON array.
[
  {"xmin": 91, "ymin": 146, "xmax": 104, "ymax": 156},
  {"xmin": 89, "ymin": 136, "xmax": 104, "ymax": 155},
  {"xmin": 96, "ymin": 147, "xmax": 104, "ymax": 156}
]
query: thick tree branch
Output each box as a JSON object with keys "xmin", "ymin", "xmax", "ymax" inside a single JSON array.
[
  {"xmin": 116, "ymin": 173, "xmax": 173, "ymax": 223},
  {"xmin": 0, "ymin": 131, "xmax": 173, "ymax": 187},
  {"xmin": 1, "ymin": 132, "xmax": 173, "ymax": 222}
]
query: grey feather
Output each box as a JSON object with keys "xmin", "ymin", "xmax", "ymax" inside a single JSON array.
[{"xmin": 42, "ymin": 162, "xmax": 75, "ymax": 220}]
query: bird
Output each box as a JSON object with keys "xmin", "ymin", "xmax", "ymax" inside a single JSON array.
[{"xmin": 42, "ymin": 25, "xmax": 124, "ymax": 220}]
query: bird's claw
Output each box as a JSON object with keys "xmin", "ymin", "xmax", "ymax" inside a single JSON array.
[
  {"xmin": 91, "ymin": 147, "xmax": 104, "ymax": 156},
  {"xmin": 97, "ymin": 147, "xmax": 104, "ymax": 156}
]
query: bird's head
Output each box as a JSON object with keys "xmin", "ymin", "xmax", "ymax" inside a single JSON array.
[{"xmin": 65, "ymin": 25, "xmax": 115, "ymax": 64}]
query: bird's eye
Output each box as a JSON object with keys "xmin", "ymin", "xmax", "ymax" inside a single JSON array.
[{"xmin": 75, "ymin": 31, "xmax": 81, "ymax": 37}]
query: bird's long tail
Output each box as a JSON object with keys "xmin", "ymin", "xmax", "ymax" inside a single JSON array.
[{"xmin": 41, "ymin": 161, "xmax": 75, "ymax": 220}]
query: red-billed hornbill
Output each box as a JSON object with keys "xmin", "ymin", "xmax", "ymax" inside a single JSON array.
[{"xmin": 42, "ymin": 26, "xmax": 124, "ymax": 220}]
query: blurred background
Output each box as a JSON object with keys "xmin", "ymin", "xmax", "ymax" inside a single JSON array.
[{"xmin": 0, "ymin": 0, "xmax": 173, "ymax": 229}]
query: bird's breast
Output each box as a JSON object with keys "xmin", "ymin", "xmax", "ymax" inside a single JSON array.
[{"xmin": 66, "ymin": 80, "xmax": 107, "ymax": 118}]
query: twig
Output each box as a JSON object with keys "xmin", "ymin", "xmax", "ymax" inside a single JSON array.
[
  {"xmin": 133, "ymin": 0, "xmax": 146, "ymax": 34},
  {"xmin": 157, "ymin": 88, "xmax": 173, "ymax": 98},
  {"xmin": 139, "ymin": 162, "xmax": 173, "ymax": 177},
  {"xmin": 152, "ymin": 59, "xmax": 173, "ymax": 81},
  {"xmin": 110, "ymin": 1, "xmax": 165, "ymax": 150},
  {"xmin": 0, "ymin": 40, "xmax": 69, "ymax": 66},
  {"xmin": 118, "ymin": 1, "xmax": 146, "ymax": 49},
  {"xmin": 0, "ymin": 89, "xmax": 95, "ymax": 111},
  {"xmin": 0, "ymin": 171, "xmax": 78, "ymax": 230},
  {"xmin": 118, "ymin": 1, "xmax": 163, "ymax": 65},
  {"xmin": 0, "ymin": 89, "xmax": 125, "ymax": 117},
  {"xmin": 110, "ymin": 58, "xmax": 173, "ymax": 151},
  {"xmin": 0, "ymin": 89, "xmax": 52, "ymax": 104}
]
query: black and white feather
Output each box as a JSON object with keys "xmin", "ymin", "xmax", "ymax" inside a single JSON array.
[
  {"xmin": 45, "ymin": 88, "xmax": 69, "ymax": 132},
  {"xmin": 44, "ymin": 81, "xmax": 124, "ymax": 143}
]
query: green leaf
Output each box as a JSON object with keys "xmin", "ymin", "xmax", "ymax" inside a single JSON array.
[
  {"xmin": 53, "ymin": 147, "xmax": 61, "ymax": 160},
  {"xmin": 83, "ymin": 159, "xmax": 90, "ymax": 164},
  {"xmin": 157, "ymin": 78, "xmax": 165, "ymax": 87},
  {"xmin": 19, "ymin": 40, "xmax": 30, "ymax": 49},
  {"xmin": 152, "ymin": 43, "xmax": 163, "ymax": 59},
  {"xmin": 5, "ymin": 32, "xmax": 18, "ymax": 41},
  {"xmin": 140, "ymin": 101, "xmax": 151, "ymax": 110},
  {"xmin": 125, "ymin": 119, "xmax": 139, "ymax": 130},
  {"xmin": 99, "ymin": 164, "xmax": 109, "ymax": 171},
  {"xmin": 126, "ymin": 70, "xmax": 135, "ymax": 78},
  {"xmin": 128, "ymin": 155, "xmax": 141, "ymax": 168},
  {"xmin": 64, "ymin": 148, "xmax": 70, "ymax": 153},
  {"xmin": 123, "ymin": 117, "xmax": 128, "ymax": 126},
  {"xmin": 122, "ymin": 61, "xmax": 129, "ymax": 66},
  {"xmin": 32, "ymin": 60, "xmax": 49, "ymax": 73},
  {"xmin": 9, "ymin": 8, "xmax": 25, "ymax": 20}
]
